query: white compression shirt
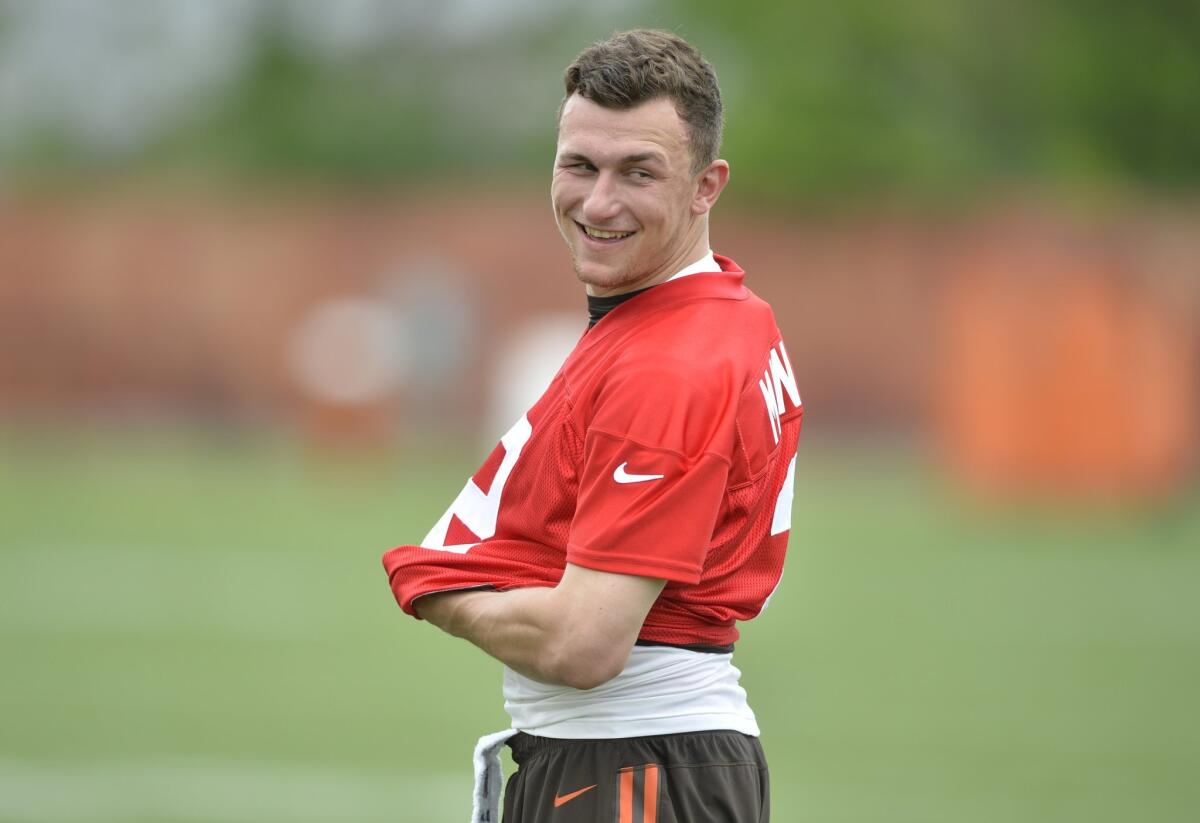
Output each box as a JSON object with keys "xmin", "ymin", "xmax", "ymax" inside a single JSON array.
[{"xmin": 503, "ymin": 645, "xmax": 759, "ymax": 739}]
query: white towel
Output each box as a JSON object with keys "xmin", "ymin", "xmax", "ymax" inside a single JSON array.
[{"xmin": 471, "ymin": 728, "xmax": 518, "ymax": 823}]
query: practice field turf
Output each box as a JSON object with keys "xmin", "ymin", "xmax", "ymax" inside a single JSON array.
[{"xmin": 1, "ymin": 431, "xmax": 1197, "ymax": 823}]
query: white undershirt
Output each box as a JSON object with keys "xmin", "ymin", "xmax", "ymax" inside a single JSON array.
[{"xmin": 503, "ymin": 646, "xmax": 759, "ymax": 738}]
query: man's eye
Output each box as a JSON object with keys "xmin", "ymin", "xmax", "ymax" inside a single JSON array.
[{"xmin": 630, "ymin": 169, "xmax": 653, "ymax": 180}]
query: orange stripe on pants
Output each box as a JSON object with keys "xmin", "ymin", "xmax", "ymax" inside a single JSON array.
[
  {"xmin": 619, "ymin": 768, "xmax": 634, "ymax": 823},
  {"xmin": 643, "ymin": 765, "xmax": 659, "ymax": 823}
]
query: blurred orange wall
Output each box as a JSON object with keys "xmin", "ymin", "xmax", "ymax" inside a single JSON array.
[
  {"xmin": 938, "ymin": 214, "xmax": 1198, "ymax": 497},
  {"xmin": 1, "ymin": 192, "xmax": 1196, "ymax": 494}
]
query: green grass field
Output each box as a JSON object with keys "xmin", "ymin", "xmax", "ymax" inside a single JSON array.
[{"xmin": 2, "ymin": 431, "xmax": 1197, "ymax": 822}]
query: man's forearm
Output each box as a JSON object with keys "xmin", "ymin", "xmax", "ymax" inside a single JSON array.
[
  {"xmin": 413, "ymin": 566, "xmax": 664, "ymax": 690},
  {"xmin": 416, "ymin": 586, "xmax": 602, "ymax": 687},
  {"xmin": 415, "ymin": 587, "xmax": 557, "ymax": 680}
]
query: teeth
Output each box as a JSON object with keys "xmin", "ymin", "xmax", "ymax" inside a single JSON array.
[{"xmin": 583, "ymin": 225, "xmax": 633, "ymax": 240}]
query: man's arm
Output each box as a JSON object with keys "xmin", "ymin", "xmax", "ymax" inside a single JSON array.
[{"xmin": 414, "ymin": 563, "xmax": 665, "ymax": 690}]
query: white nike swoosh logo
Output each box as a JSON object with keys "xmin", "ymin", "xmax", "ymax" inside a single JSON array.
[{"xmin": 613, "ymin": 462, "xmax": 664, "ymax": 484}]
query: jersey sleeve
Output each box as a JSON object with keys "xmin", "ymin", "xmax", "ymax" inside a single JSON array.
[
  {"xmin": 382, "ymin": 539, "xmax": 562, "ymax": 617},
  {"xmin": 567, "ymin": 358, "xmax": 736, "ymax": 584}
]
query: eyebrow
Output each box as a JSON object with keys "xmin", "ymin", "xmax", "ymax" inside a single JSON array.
[
  {"xmin": 557, "ymin": 151, "xmax": 667, "ymax": 166},
  {"xmin": 620, "ymin": 152, "xmax": 667, "ymax": 166}
]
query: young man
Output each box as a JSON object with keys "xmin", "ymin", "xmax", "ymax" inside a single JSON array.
[{"xmin": 383, "ymin": 29, "xmax": 802, "ymax": 822}]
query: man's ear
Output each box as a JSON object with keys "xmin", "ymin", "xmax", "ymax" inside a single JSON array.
[{"xmin": 692, "ymin": 159, "xmax": 730, "ymax": 216}]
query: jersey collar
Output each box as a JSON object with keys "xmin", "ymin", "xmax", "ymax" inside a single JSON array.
[{"xmin": 578, "ymin": 254, "xmax": 748, "ymax": 347}]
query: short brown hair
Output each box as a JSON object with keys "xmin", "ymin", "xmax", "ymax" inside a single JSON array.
[{"xmin": 562, "ymin": 29, "xmax": 723, "ymax": 174}]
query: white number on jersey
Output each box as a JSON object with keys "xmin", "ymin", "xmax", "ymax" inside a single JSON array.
[
  {"xmin": 770, "ymin": 452, "xmax": 798, "ymax": 537},
  {"xmin": 421, "ymin": 415, "xmax": 533, "ymax": 552},
  {"xmin": 759, "ymin": 450, "xmax": 799, "ymax": 614}
]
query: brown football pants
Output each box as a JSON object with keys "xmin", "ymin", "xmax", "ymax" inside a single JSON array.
[{"xmin": 502, "ymin": 730, "xmax": 770, "ymax": 823}]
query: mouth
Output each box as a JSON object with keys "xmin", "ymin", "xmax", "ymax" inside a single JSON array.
[{"xmin": 575, "ymin": 221, "xmax": 636, "ymax": 244}]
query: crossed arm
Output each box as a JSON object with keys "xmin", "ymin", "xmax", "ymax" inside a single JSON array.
[{"xmin": 414, "ymin": 563, "xmax": 666, "ymax": 690}]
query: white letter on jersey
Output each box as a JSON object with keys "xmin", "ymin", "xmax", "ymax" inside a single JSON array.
[
  {"xmin": 759, "ymin": 341, "xmax": 801, "ymax": 444},
  {"xmin": 421, "ymin": 415, "xmax": 533, "ymax": 551}
]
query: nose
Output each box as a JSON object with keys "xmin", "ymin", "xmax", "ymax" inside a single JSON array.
[{"xmin": 580, "ymin": 171, "xmax": 621, "ymax": 225}]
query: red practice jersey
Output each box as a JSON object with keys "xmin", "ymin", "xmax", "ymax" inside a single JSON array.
[{"xmin": 383, "ymin": 256, "xmax": 803, "ymax": 647}]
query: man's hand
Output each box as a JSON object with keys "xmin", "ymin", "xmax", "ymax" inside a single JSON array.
[{"xmin": 414, "ymin": 564, "xmax": 665, "ymax": 690}]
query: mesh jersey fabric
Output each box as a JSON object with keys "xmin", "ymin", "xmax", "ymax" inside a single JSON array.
[{"xmin": 382, "ymin": 256, "xmax": 803, "ymax": 647}]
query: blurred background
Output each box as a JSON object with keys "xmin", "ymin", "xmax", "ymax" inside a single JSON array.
[{"xmin": 1, "ymin": 1, "xmax": 1197, "ymax": 821}]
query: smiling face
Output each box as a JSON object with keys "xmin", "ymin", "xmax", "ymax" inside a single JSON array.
[{"xmin": 551, "ymin": 94, "xmax": 729, "ymax": 296}]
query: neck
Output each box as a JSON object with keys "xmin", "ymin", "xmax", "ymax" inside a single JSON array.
[{"xmin": 585, "ymin": 222, "xmax": 710, "ymax": 298}]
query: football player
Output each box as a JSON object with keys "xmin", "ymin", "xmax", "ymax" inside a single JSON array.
[{"xmin": 383, "ymin": 29, "xmax": 802, "ymax": 823}]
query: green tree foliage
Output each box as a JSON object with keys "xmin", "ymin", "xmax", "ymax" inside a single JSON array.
[
  {"xmin": 148, "ymin": 33, "xmax": 452, "ymax": 184},
  {"xmin": 5, "ymin": 1, "xmax": 1197, "ymax": 199},
  {"xmin": 672, "ymin": 0, "xmax": 1200, "ymax": 198}
]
